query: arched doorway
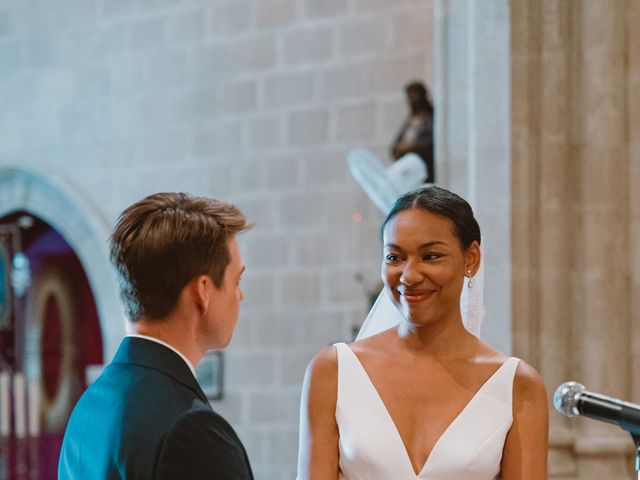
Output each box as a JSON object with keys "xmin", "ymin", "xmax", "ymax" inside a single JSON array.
[
  {"xmin": 0, "ymin": 212, "xmax": 103, "ymax": 477},
  {"xmin": 0, "ymin": 166, "xmax": 123, "ymax": 479}
]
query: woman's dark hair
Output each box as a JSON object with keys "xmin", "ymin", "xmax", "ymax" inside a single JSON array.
[{"xmin": 382, "ymin": 186, "xmax": 481, "ymax": 250}]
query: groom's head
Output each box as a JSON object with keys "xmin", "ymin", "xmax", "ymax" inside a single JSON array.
[{"xmin": 109, "ymin": 192, "xmax": 252, "ymax": 323}]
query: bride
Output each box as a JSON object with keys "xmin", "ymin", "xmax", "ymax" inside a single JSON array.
[{"xmin": 297, "ymin": 186, "xmax": 548, "ymax": 479}]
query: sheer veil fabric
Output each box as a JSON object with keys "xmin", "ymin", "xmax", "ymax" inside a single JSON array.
[{"xmin": 355, "ymin": 249, "xmax": 485, "ymax": 340}]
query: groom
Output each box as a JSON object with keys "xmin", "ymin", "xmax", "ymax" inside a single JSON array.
[{"xmin": 58, "ymin": 192, "xmax": 254, "ymax": 479}]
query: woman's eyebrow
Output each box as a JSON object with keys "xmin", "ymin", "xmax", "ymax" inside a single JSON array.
[
  {"xmin": 383, "ymin": 241, "xmax": 447, "ymax": 249},
  {"xmin": 418, "ymin": 241, "xmax": 447, "ymax": 248}
]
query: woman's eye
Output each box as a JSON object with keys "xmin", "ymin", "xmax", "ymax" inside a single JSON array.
[
  {"xmin": 385, "ymin": 254, "xmax": 400, "ymax": 263},
  {"xmin": 423, "ymin": 254, "xmax": 441, "ymax": 261}
]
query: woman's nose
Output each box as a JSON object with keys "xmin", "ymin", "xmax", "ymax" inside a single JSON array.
[{"xmin": 400, "ymin": 261, "xmax": 422, "ymax": 285}]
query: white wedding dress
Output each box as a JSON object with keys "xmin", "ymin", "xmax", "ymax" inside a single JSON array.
[{"xmin": 335, "ymin": 342, "xmax": 520, "ymax": 480}]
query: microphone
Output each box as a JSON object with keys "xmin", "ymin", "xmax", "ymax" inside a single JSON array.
[{"xmin": 554, "ymin": 382, "xmax": 640, "ymax": 435}]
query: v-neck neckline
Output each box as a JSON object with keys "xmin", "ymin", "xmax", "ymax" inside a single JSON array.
[{"xmin": 341, "ymin": 345, "xmax": 513, "ymax": 478}]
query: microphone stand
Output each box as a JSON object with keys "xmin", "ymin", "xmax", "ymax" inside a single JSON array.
[
  {"xmin": 633, "ymin": 433, "xmax": 640, "ymax": 480},
  {"xmin": 622, "ymin": 406, "xmax": 640, "ymax": 479}
]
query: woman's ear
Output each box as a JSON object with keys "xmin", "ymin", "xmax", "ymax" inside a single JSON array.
[{"xmin": 464, "ymin": 241, "xmax": 481, "ymax": 277}]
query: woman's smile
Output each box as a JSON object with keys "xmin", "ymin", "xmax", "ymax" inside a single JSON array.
[{"xmin": 399, "ymin": 288, "xmax": 434, "ymax": 303}]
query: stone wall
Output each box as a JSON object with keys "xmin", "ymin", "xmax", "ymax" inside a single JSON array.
[{"xmin": 0, "ymin": 1, "xmax": 434, "ymax": 478}]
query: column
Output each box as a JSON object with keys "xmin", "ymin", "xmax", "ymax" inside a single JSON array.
[
  {"xmin": 537, "ymin": 1, "xmax": 577, "ymax": 477},
  {"xmin": 575, "ymin": 0, "xmax": 632, "ymax": 477}
]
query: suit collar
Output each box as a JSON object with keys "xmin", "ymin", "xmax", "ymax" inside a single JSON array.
[
  {"xmin": 112, "ymin": 336, "xmax": 208, "ymax": 403},
  {"xmin": 126, "ymin": 334, "xmax": 196, "ymax": 376}
]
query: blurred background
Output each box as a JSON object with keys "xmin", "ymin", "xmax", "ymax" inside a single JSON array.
[{"xmin": 0, "ymin": 0, "xmax": 638, "ymax": 479}]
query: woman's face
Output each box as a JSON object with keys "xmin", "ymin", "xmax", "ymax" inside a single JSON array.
[{"xmin": 382, "ymin": 208, "xmax": 478, "ymax": 327}]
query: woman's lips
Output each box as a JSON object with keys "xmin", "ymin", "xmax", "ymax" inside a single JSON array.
[{"xmin": 401, "ymin": 290, "xmax": 432, "ymax": 303}]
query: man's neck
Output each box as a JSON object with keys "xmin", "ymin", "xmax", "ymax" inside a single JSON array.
[{"xmin": 130, "ymin": 318, "xmax": 204, "ymax": 367}]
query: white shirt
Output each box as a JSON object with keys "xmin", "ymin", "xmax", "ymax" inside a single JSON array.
[{"xmin": 126, "ymin": 334, "xmax": 196, "ymax": 377}]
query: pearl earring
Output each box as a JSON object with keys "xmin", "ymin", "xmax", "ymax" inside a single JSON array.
[{"xmin": 466, "ymin": 269, "xmax": 473, "ymax": 288}]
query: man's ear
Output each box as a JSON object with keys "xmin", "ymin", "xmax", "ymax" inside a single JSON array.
[
  {"xmin": 190, "ymin": 275, "xmax": 212, "ymax": 315},
  {"xmin": 464, "ymin": 241, "xmax": 481, "ymax": 277}
]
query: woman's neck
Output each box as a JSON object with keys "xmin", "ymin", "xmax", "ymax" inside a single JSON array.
[{"xmin": 396, "ymin": 314, "xmax": 478, "ymax": 358}]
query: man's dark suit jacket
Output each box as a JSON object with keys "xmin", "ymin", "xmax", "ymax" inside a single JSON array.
[{"xmin": 58, "ymin": 336, "xmax": 253, "ymax": 479}]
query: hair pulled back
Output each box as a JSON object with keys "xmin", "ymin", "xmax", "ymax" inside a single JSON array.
[{"xmin": 382, "ymin": 186, "xmax": 481, "ymax": 250}]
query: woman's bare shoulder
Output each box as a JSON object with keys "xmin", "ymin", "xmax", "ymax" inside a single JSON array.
[
  {"xmin": 513, "ymin": 360, "xmax": 547, "ymax": 398},
  {"xmin": 306, "ymin": 345, "xmax": 339, "ymax": 380}
]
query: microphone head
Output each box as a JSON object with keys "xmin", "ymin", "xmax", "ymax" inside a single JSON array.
[{"xmin": 553, "ymin": 381, "xmax": 586, "ymax": 417}]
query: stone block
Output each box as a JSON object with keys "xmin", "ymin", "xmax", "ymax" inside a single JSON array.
[
  {"xmin": 252, "ymin": 467, "xmax": 298, "ymax": 480},
  {"xmin": 277, "ymin": 191, "xmax": 329, "ymax": 227},
  {"xmin": 225, "ymin": 351, "xmax": 275, "ymax": 387},
  {"xmin": 353, "ymin": 0, "xmax": 410, "ymax": 11},
  {"xmin": 231, "ymin": 158, "xmax": 266, "ymax": 191},
  {"xmin": 369, "ymin": 54, "xmax": 428, "ymax": 95},
  {"xmin": 335, "ymin": 102, "xmax": 377, "ymax": 141},
  {"xmin": 391, "ymin": 10, "xmax": 433, "ymax": 51},
  {"xmin": 216, "ymin": 80, "xmax": 258, "ymax": 114},
  {"xmin": 283, "ymin": 27, "xmax": 333, "ymax": 65},
  {"xmin": 300, "ymin": 148, "xmax": 352, "ymax": 186},
  {"xmin": 380, "ymin": 99, "xmax": 406, "ymax": 138},
  {"xmin": 109, "ymin": 55, "xmax": 144, "ymax": 94},
  {"xmin": 232, "ymin": 426, "xmax": 267, "ymax": 464},
  {"xmin": 257, "ymin": 0, "xmax": 297, "ymax": 28},
  {"xmin": 287, "ymin": 108, "xmax": 329, "ymax": 145},
  {"xmin": 243, "ymin": 232, "xmax": 291, "ymax": 270},
  {"xmin": 280, "ymin": 272, "xmax": 321, "ymax": 307},
  {"xmin": 25, "ymin": 36, "xmax": 56, "ymax": 68},
  {"xmin": 320, "ymin": 63, "xmax": 371, "ymax": 101},
  {"xmin": 266, "ymin": 155, "xmax": 300, "ymax": 189},
  {"xmin": 222, "ymin": 35, "xmax": 278, "ymax": 74},
  {"xmin": 135, "ymin": 130, "xmax": 191, "ymax": 167},
  {"xmin": 192, "ymin": 121, "xmax": 243, "ymax": 157},
  {"xmin": 0, "ymin": 8, "xmax": 12, "ymax": 37},
  {"xmin": 263, "ymin": 71, "xmax": 315, "ymax": 108},
  {"xmin": 281, "ymin": 310, "xmax": 345, "ymax": 346},
  {"xmin": 167, "ymin": 8, "xmax": 205, "ymax": 44},
  {"xmin": 145, "ymin": 50, "xmax": 189, "ymax": 89},
  {"xmin": 265, "ymin": 428, "xmax": 299, "ymax": 464},
  {"xmin": 339, "ymin": 19, "xmax": 390, "ymax": 56},
  {"xmin": 209, "ymin": 391, "xmax": 245, "ymax": 425},
  {"xmin": 135, "ymin": 0, "xmax": 175, "ymax": 13},
  {"xmin": 249, "ymin": 311, "xmax": 285, "ymax": 347},
  {"xmin": 191, "ymin": 45, "xmax": 225, "ymax": 85},
  {"xmin": 248, "ymin": 390, "xmax": 299, "ymax": 424},
  {"xmin": 92, "ymin": 23, "xmax": 128, "ymax": 59},
  {"xmin": 178, "ymin": 87, "xmax": 216, "ymax": 121},
  {"xmin": 50, "ymin": 0, "xmax": 97, "ymax": 30},
  {"xmin": 241, "ymin": 273, "xmax": 276, "ymax": 307},
  {"xmin": 129, "ymin": 17, "xmax": 165, "ymax": 52},
  {"xmin": 234, "ymin": 196, "xmax": 277, "ymax": 231},
  {"xmin": 101, "ymin": 0, "xmax": 134, "ymax": 17},
  {"xmin": 15, "ymin": 5, "xmax": 46, "ymax": 37},
  {"xmin": 325, "ymin": 268, "xmax": 366, "ymax": 304},
  {"xmin": 292, "ymin": 228, "xmax": 348, "ymax": 266},
  {"xmin": 303, "ymin": 0, "xmax": 347, "ymax": 18},
  {"xmin": 211, "ymin": 0, "xmax": 251, "ymax": 36},
  {"xmin": 247, "ymin": 114, "xmax": 283, "ymax": 149},
  {"xmin": 228, "ymin": 311, "xmax": 256, "ymax": 349}
]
